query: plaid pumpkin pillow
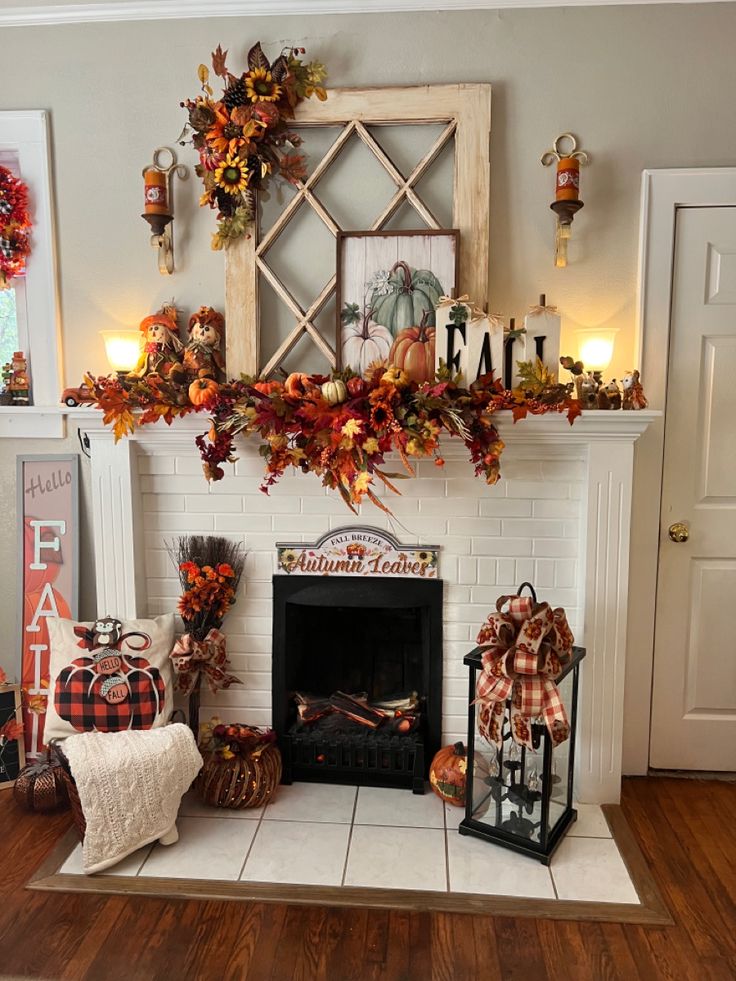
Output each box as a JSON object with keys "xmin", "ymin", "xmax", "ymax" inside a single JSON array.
[{"xmin": 44, "ymin": 614, "xmax": 175, "ymax": 741}]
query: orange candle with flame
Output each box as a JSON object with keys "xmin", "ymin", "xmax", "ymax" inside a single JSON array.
[
  {"xmin": 143, "ymin": 168, "xmax": 169, "ymax": 215},
  {"xmin": 556, "ymin": 157, "xmax": 580, "ymax": 202}
]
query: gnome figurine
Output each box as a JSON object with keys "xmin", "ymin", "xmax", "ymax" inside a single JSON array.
[
  {"xmin": 131, "ymin": 302, "xmax": 183, "ymax": 378},
  {"xmin": 182, "ymin": 306, "xmax": 226, "ymax": 382}
]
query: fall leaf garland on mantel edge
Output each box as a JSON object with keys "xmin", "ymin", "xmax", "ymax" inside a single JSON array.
[{"xmin": 83, "ymin": 362, "xmax": 580, "ymax": 516}]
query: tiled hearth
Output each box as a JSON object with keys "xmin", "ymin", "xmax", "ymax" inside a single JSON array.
[{"xmin": 56, "ymin": 783, "xmax": 640, "ymax": 906}]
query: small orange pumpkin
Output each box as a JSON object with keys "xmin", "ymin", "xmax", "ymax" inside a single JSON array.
[
  {"xmin": 189, "ymin": 377, "xmax": 220, "ymax": 406},
  {"xmin": 252, "ymin": 380, "xmax": 282, "ymax": 396},
  {"xmin": 429, "ymin": 742, "xmax": 469, "ymax": 806},
  {"xmin": 389, "ymin": 310, "xmax": 436, "ymax": 384}
]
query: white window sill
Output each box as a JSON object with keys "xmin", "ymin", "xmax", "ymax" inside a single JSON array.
[{"xmin": 0, "ymin": 405, "xmax": 67, "ymax": 438}]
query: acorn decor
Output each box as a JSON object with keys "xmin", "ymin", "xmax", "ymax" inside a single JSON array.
[{"xmin": 13, "ymin": 749, "xmax": 69, "ymax": 813}]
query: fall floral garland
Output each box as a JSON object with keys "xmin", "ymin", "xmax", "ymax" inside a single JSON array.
[
  {"xmin": 0, "ymin": 165, "xmax": 32, "ymax": 288},
  {"xmin": 83, "ymin": 363, "xmax": 580, "ymax": 514},
  {"xmin": 180, "ymin": 41, "xmax": 327, "ymax": 250}
]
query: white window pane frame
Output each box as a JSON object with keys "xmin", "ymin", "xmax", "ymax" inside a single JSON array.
[{"xmin": 0, "ymin": 110, "xmax": 64, "ymax": 437}]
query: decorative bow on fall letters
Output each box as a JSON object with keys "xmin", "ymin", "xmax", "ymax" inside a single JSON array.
[
  {"xmin": 475, "ymin": 593, "xmax": 574, "ymax": 750},
  {"xmin": 170, "ymin": 629, "xmax": 239, "ymax": 696}
]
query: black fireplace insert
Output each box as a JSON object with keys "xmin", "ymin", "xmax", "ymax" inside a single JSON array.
[{"xmin": 272, "ymin": 575, "xmax": 443, "ymax": 793}]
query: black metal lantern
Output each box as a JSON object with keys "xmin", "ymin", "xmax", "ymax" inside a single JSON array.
[{"xmin": 459, "ymin": 643, "xmax": 585, "ymax": 864}]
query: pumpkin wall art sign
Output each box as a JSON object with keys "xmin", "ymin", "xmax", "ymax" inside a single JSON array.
[{"xmin": 337, "ymin": 230, "xmax": 458, "ymax": 382}]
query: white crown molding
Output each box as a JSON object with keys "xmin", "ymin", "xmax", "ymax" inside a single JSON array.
[{"xmin": 0, "ymin": 0, "xmax": 729, "ymax": 28}]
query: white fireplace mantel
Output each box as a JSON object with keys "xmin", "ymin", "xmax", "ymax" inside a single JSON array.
[{"xmin": 77, "ymin": 408, "xmax": 659, "ymax": 803}]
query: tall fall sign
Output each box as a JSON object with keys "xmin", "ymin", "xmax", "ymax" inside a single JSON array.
[{"xmin": 17, "ymin": 455, "xmax": 79, "ymax": 757}]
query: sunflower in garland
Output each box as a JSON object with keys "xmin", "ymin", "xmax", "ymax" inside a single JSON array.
[
  {"xmin": 214, "ymin": 154, "xmax": 251, "ymax": 196},
  {"xmin": 183, "ymin": 40, "xmax": 328, "ymax": 249},
  {"xmin": 245, "ymin": 67, "xmax": 282, "ymax": 104}
]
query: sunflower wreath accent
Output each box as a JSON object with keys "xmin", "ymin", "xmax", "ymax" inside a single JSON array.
[
  {"xmin": 180, "ymin": 41, "xmax": 327, "ymax": 250},
  {"xmin": 81, "ymin": 362, "xmax": 580, "ymax": 514},
  {"xmin": 0, "ymin": 165, "xmax": 32, "ymax": 289}
]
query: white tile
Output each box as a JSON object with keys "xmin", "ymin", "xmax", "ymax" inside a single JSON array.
[
  {"xmin": 355, "ymin": 785, "xmax": 445, "ymax": 829},
  {"xmin": 242, "ymin": 821, "xmax": 350, "ymax": 886},
  {"xmin": 444, "ymin": 802, "xmax": 466, "ymax": 831},
  {"xmin": 569, "ymin": 804, "xmax": 612, "ymax": 838},
  {"xmin": 551, "ymin": 837, "xmax": 640, "ymax": 904},
  {"xmin": 264, "ymin": 782, "xmax": 356, "ymax": 824},
  {"xmin": 138, "ymin": 817, "xmax": 257, "ymax": 881},
  {"xmin": 344, "ymin": 826, "xmax": 447, "ymax": 892},
  {"xmin": 447, "ymin": 832, "xmax": 556, "ymax": 898},
  {"xmin": 60, "ymin": 842, "xmax": 152, "ymax": 877},
  {"xmin": 178, "ymin": 790, "xmax": 265, "ymax": 820}
]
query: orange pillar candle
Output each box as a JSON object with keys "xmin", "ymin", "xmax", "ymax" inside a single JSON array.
[
  {"xmin": 556, "ymin": 157, "xmax": 580, "ymax": 202},
  {"xmin": 143, "ymin": 168, "xmax": 169, "ymax": 215}
]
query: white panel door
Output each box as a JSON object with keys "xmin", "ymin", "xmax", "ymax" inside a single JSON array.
[{"xmin": 650, "ymin": 207, "xmax": 736, "ymax": 770}]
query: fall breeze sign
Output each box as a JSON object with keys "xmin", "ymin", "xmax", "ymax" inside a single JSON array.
[
  {"xmin": 17, "ymin": 456, "xmax": 79, "ymax": 757},
  {"xmin": 277, "ymin": 528, "xmax": 439, "ymax": 579}
]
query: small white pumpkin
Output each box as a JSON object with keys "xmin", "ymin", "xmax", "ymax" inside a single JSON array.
[
  {"xmin": 321, "ymin": 379, "xmax": 347, "ymax": 405},
  {"xmin": 341, "ymin": 307, "xmax": 393, "ymax": 379}
]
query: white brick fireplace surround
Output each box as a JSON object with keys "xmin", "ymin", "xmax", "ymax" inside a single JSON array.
[{"xmin": 80, "ymin": 411, "xmax": 657, "ymax": 805}]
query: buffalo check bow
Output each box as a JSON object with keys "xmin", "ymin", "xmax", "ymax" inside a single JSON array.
[
  {"xmin": 170, "ymin": 628, "xmax": 239, "ymax": 696},
  {"xmin": 475, "ymin": 592, "xmax": 574, "ymax": 751}
]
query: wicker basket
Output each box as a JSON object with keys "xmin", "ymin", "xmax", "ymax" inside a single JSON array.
[
  {"xmin": 198, "ymin": 743, "xmax": 282, "ymax": 809},
  {"xmin": 50, "ymin": 741, "xmax": 86, "ymax": 840}
]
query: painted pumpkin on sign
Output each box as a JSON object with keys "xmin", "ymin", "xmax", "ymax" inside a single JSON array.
[
  {"xmin": 369, "ymin": 261, "xmax": 444, "ymax": 335},
  {"xmin": 341, "ymin": 306, "xmax": 393, "ymax": 378},
  {"xmin": 389, "ymin": 311, "xmax": 436, "ymax": 384},
  {"xmin": 429, "ymin": 742, "xmax": 469, "ymax": 806}
]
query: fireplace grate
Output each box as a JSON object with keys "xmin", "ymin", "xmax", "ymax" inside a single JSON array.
[{"xmin": 284, "ymin": 724, "xmax": 426, "ymax": 794}]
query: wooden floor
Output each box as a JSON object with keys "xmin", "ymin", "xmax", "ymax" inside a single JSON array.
[{"xmin": 1, "ymin": 777, "xmax": 734, "ymax": 981}]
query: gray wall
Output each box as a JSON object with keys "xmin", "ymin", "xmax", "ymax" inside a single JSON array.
[{"xmin": 1, "ymin": 3, "xmax": 736, "ymax": 683}]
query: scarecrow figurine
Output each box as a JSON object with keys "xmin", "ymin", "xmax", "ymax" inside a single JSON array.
[
  {"xmin": 181, "ymin": 306, "xmax": 226, "ymax": 382},
  {"xmin": 131, "ymin": 302, "xmax": 183, "ymax": 378},
  {"xmin": 8, "ymin": 351, "xmax": 30, "ymax": 404}
]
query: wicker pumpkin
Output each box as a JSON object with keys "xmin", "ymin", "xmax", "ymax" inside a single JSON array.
[
  {"xmin": 429, "ymin": 742, "xmax": 470, "ymax": 806},
  {"xmin": 369, "ymin": 261, "xmax": 444, "ymax": 334},
  {"xmin": 13, "ymin": 749, "xmax": 69, "ymax": 813},
  {"xmin": 389, "ymin": 310, "xmax": 436, "ymax": 384},
  {"xmin": 198, "ymin": 741, "xmax": 282, "ymax": 810}
]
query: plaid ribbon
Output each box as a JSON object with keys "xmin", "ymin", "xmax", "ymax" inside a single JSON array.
[
  {"xmin": 475, "ymin": 592, "xmax": 574, "ymax": 750},
  {"xmin": 169, "ymin": 629, "xmax": 239, "ymax": 697}
]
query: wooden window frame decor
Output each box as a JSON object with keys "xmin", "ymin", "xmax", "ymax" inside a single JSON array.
[
  {"xmin": 0, "ymin": 684, "xmax": 25, "ymax": 789},
  {"xmin": 336, "ymin": 228, "xmax": 459, "ymax": 374},
  {"xmin": 224, "ymin": 84, "xmax": 491, "ymax": 378}
]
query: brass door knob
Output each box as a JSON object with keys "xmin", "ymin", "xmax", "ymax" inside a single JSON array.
[{"xmin": 668, "ymin": 522, "xmax": 689, "ymax": 543}]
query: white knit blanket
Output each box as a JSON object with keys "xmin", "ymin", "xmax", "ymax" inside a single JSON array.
[{"xmin": 63, "ymin": 724, "xmax": 203, "ymax": 874}]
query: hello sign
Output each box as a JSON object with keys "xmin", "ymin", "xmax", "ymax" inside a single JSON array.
[
  {"xmin": 277, "ymin": 527, "xmax": 439, "ymax": 579},
  {"xmin": 17, "ymin": 455, "xmax": 79, "ymax": 757}
]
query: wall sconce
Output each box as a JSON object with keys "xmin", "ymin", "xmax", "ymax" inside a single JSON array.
[
  {"xmin": 576, "ymin": 326, "xmax": 618, "ymax": 381},
  {"xmin": 100, "ymin": 329, "xmax": 140, "ymax": 376},
  {"xmin": 141, "ymin": 147, "xmax": 188, "ymax": 276},
  {"xmin": 541, "ymin": 134, "xmax": 589, "ymax": 268}
]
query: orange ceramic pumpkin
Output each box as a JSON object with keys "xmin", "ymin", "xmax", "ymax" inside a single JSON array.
[
  {"xmin": 389, "ymin": 310, "xmax": 436, "ymax": 384},
  {"xmin": 429, "ymin": 742, "xmax": 469, "ymax": 806},
  {"xmin": 189, "ymin": 377, "xmax": 220, "ymax": 406}
]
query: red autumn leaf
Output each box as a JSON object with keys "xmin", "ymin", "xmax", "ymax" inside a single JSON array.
[
  {"xmin": 278, "ymin": 153, "xmax": 307, "ymax": 185},
  {"xmin": 511, "ymin": 404, "xmax": 528, "ymax": 423},
  {"xmin": 211, "ymin": 44, "xmax": 229, "ymax": 78},
  {"xmin": 566, "ymin": 399, "xmax": 582, "ymax": 425}
]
